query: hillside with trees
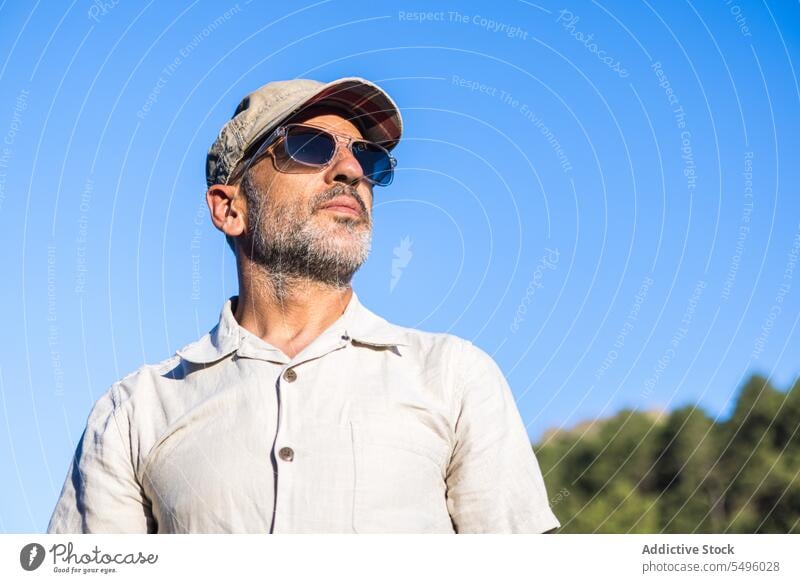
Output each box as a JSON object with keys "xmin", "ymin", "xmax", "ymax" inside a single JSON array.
[{"xmin": 535, "ymin": 374, "xmax": 800, "ymax": 533}]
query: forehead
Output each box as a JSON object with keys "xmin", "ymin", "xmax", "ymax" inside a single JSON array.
[{"xmin": 288, "ymin": 104, "xmax": 365, "ymax": 138}]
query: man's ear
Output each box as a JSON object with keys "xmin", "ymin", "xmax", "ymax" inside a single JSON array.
[{"xmin": 206, "ymin": 183, "xmax": 246, "ymax": 238}]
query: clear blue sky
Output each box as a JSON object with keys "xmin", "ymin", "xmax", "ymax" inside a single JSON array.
[{"xmin": 1, "ymin": 0, "xmax": 798, "ymax": 533}]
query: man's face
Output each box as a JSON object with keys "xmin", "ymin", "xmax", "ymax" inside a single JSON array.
[{"xmin": 238, "ymin": 109, "xmax": 375, "ymax": 287}]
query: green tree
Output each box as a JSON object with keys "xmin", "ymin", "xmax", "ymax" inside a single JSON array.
[{"xmin": 535, "ymin": 373, "xmax": 800, "ymax": 533}]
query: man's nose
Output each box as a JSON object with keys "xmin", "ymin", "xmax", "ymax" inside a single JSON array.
[{"xmin": 324, "ymin": 142, "xmax": 364, "ymax": 185}]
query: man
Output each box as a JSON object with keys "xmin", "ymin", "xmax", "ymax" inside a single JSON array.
[{"xmin": 48, "ymin": 77, "xmax": 560, "ymax": 534}]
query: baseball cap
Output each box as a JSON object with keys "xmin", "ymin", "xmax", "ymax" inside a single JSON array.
[{"xmin": 206, "ymin": 76, "xmax": 403, "ymax": 187}]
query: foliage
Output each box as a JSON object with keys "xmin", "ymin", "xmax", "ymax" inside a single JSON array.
[{"xmin": 535, "ymin": 374, "xmax": 800, "ymax": 533}]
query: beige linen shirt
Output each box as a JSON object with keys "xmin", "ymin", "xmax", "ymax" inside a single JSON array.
[{"xmin": 47, "ymin": 290, "xmax": 559, "ymax": 534}]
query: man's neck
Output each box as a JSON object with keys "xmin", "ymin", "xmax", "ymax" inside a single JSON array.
[{"xmin": 234, "ymin": 260, "xmax": 353, "ymax": 359}]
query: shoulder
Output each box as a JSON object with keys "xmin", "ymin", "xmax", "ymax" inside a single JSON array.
[
  {"xmin": 398, "ymin": 326, "xmax": 512, "ymax": 406},
  {"xmin": 93, "ymin": 352, "xmax": 185, "ymax": 418},
  {"xmin": 382, "ymin": 321, "xmax": 501, "ymax": 384},
  {"xmin": 389, "ymin": 321, "xmax": 496, "ymax": 366},
  {"xmin": 385, "ymin": 322, "xmax": 471, "ymax": 362},
  {"xmin": 80, "ymin": 352, "xmax": 187, "ymax": 465}
]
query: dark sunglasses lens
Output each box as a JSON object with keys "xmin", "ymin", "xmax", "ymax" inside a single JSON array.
[
  {"xmin": 284, "ymin": 128, "xmax": 336, "ymax": 165},
  {"xmin": 352, "ymin": 142, "xmax": 393, "ymax": 186}
]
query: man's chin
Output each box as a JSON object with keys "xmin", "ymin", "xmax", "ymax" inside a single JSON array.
[
  {"xmin": 312, "ymin": 229, "xmax": 372, "ymax": 267},
  {"xmin": 316, "ymin": 209, "xmax": 368, "ymax": 227},
  {"xmin": 318, "ymin": 238, "xmax": 370, "ymax": 260},
  {"xmin": 314, "ymin": 215, "xmax": 371, "ymax": 239}
]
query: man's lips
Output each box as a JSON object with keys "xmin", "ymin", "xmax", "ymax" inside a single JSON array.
[{"xmin": 318, "ymin": 196, "xmax": 363, "ymax": 217}]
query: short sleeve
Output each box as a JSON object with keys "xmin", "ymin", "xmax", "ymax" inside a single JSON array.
[
  {"xmin": 47, "ymin": 385, "xmax": 156, "ymax": 533},
  {"xmin": 445, "ymin": 340, "xmax": 560, "ymax": 533}
]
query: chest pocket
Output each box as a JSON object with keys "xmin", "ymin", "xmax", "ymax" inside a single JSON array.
[{"xmin": 350, "ymin": 419, "xmax": 455, "ymax": 533}]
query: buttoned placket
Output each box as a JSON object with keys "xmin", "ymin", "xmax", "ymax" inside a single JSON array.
[{"xmin": 258, "ymin": 329, "xmax": 353, "ymax": 534}]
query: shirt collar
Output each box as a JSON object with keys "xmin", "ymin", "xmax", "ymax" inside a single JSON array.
[{"xmin": 176, "ymin": 289, "xmax": 408, "ymax": 365}]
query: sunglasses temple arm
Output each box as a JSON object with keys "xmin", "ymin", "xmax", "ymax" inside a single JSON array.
[{"xmin": 227, "ymin": 126, "xmax": 284, "ymax": 184}]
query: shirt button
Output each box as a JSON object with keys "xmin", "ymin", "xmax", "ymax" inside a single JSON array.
[
  {"xmin": 278, "ymin": 447, "xmax": 294, "ymax": 462},
  {"xmin": 283, "ymin": 368, "xmax": 297, "ymax": 382}
]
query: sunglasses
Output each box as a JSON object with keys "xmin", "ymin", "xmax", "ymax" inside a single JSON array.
[{"xmin": 228, "ymin": 122, "xmax": 397, "ymax": 187}]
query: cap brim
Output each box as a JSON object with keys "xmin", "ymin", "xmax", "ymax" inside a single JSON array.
[
  {"xmin": 294, "ymin": 77, "xmax": 402, "ymax": 149},
  {"xmin": 249, "ymin": 77, "xmax": 402, "ymax": 153}
]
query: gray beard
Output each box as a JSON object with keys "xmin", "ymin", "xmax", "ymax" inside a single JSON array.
[{"xmin": 239, "ymin": 172, "xmax": 372, "ymax": 291}]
